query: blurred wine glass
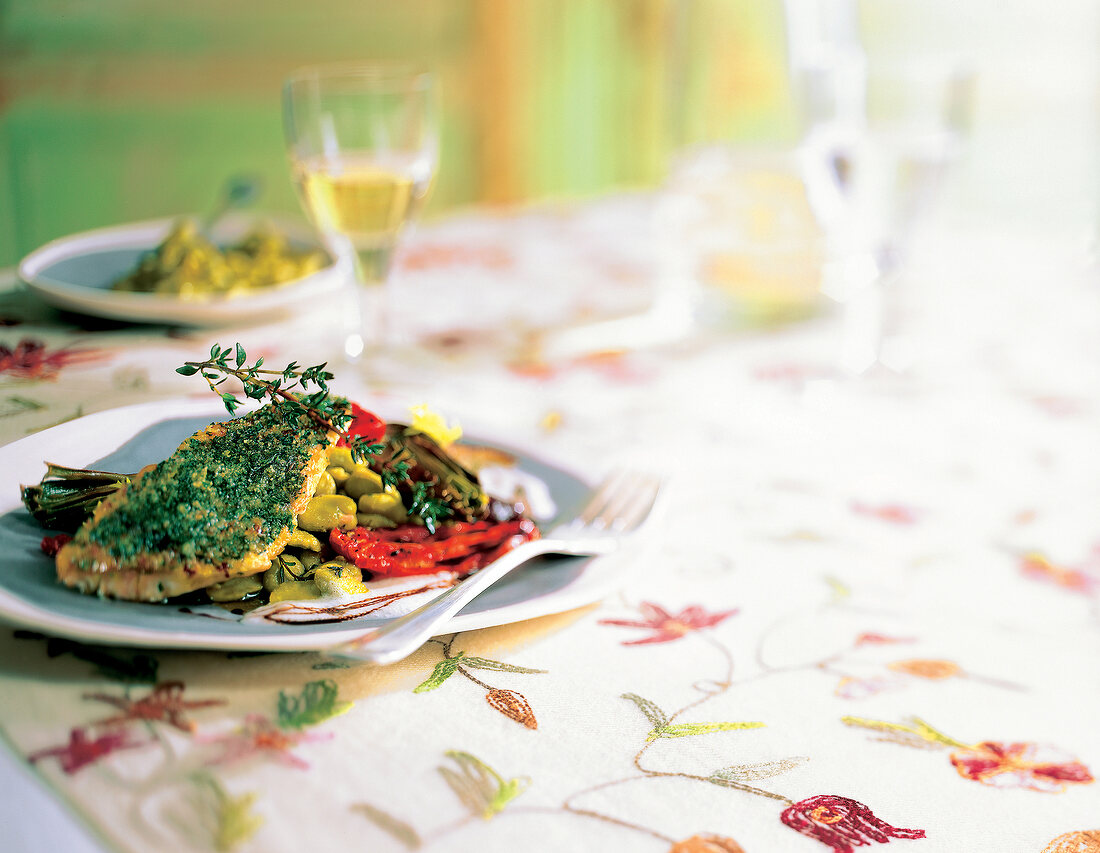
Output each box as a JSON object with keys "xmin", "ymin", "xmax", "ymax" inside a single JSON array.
[
  {"xmin": 283, "ymin": 63, "xmax": 438, "ymax": 363},
  {"xmin": 784, "ymin": 0, "xmax": 973, "ymax": 375}
]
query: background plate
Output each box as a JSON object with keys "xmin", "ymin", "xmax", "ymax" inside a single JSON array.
[
  {"xmin": 0, "ymin": 398, "xmax": 612, "ymax": 651},
  {"xmin": 17, "ymin": 217, "xmax": 346, "ymax": 326}
]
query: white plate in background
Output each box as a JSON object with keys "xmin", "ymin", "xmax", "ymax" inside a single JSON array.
[{"xmin": 17, "ymin": 216, "xmax": 347, "ymax": 326}]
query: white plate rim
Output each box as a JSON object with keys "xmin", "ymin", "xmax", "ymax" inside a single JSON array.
[{"xmin": 0, "ymin": 397, "xmax": 616, "ymax": 651}]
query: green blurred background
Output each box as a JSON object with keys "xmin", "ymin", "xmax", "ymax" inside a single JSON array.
[{"xmin": 1, "ymin": 0, "xmax": 1096, "ymax": 267}]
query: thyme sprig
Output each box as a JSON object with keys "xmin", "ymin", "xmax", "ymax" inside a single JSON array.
[
  {"xmin": 407, "ymin": 480, "xmax": 453, "ymax": 534},
  {"xmin": 176, "ymin": 343, "xmax": 374, "ymax": 460}
]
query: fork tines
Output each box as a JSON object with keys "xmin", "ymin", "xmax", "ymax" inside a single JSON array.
[{"xmin": 578, "ymin": 469, "xmax": 661, "ymax": 533}]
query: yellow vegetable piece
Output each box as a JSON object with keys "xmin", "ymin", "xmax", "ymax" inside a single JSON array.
[
  {"xmin": 315, "ymin": 564, "xmax": 369, "ymax": 597},
  {"xmin": 297, "ymin": 494, "xmax": 357, "ymax": 532},
  {"xmin": 343, "ymin": 470, "xmax": 385, "ymax": 499},
  {"xmin": 269, "ymin": 580, "xmax": 323, "ymax": 603},
  {"xmin": 356, "ymin": 512, "xmax": 397, "ymax": 529},
  {"xmin": 409, "ymin": 404, "xmax": 462, "ymax": 447},
  {"xmin": 286, "ymin": 530, "xmax": 323, "ymax": 551},
  {"xmin": 300, "ymin": 551, "xmax": 321, "ymax": 570},
  {"xmin": 357, "ymin": 489, "xmax": 406, "ymax": 522},
  {"xmin": 327, "ymin": 446, "xmax": 356, "ymax": 470},
  {"xmin": 207, "ymin": 575, "xmax": 264, "ymax": 602},
  {"xmin": 327, "ymin": 466, "xmax": 351, "ymax": 486},
  {"xmin": 313, "ymin": 470, "xmax": 337, "ymax": 496}
]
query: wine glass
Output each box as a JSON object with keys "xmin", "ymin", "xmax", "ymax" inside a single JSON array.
[
  {"xmin": 784, "ymin": 1, "xmax": 972, "ymax": 376},
  {"xmin": 282, "ymin": 63, "xmax": 438, "ymax": 362}
]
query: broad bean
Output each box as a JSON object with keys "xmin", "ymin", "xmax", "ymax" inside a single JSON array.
[
  {"xmin": 343, "ymin": 470, "xmax": 385, "ymax": 499},
  {"xmin": 297, "ymin": 494, "xmax": 357, "ymax": 532},
  {"xmin": 207, "ymin": 575, "xmax": 264, "ymax": 602},
  {"xmin": 269, "ymin": 580, "xmax": 322, "ymax": 603}
]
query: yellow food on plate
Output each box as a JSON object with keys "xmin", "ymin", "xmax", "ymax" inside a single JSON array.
[{"xmin": 110, "ymin": 218, "xmax": 327, "ymax": 299}]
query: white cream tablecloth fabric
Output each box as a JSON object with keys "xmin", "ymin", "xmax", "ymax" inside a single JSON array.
[{"xmin": 0, "ymin": 197, "xmax": 1098, "ymax": 853}]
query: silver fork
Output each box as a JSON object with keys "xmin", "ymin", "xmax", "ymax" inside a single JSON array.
[{"xmin": 329, "ymin": 469, "xmax": 661, "ymax": 665}]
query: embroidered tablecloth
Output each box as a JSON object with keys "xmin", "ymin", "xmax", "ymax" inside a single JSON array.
[{"xmin": 0, "ymin": 195, "xmax": 1098, "ymax": 853}]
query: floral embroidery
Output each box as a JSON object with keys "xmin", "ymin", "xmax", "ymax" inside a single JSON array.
[
  {"xmin": 184, "ymin": 771, "xmax": 264, "ymax": 852},
  {"xmin": 84, "ymin": 681, "xmax": 225, "ymax": 732},
  {"xmin": 851, "ymin": 501, "xmax": 920, "ymax": 524},
  {"xmin": 781, "ymin": 795, "xmax": 925, "ymax": 852},
  {"xmin": 27, "ymin": 726, "xmax": 145, "ymax": 774},
  {"xmin": 599, "ymin": 602, "xmax": 738, "ymax": 645},
  {"xmin": 276, "ymin": 678, "xmax": 352, "ymax": 729},
  {"xmin": 950, "ymin": 742, "xmax": 1094, "ymax": 792},
  {"xmin": 834, "ymin": 675, "xmax": 903, "ymax": 701},
  {"xmin": 401, "ymin": 243, "xmax": 514, "ymax": 272},
  {"xmin": 0, "ymin": 337, "xmax": 104, "ymax": 380},
  {"xmin": 669, "ymin": 834, "xmax": 746, "ymax": 852},
  {"xmin": 887, "ymin": 659, "xmax": 961, "ymax": 680},
  {"xmin": 1041, "ymin": 830, "xmax": 1100, "ymax": 852},
  {"xmin": 621, "ymin": 692, "xmax": 764, "ymax": 741},
  {"xmin": 414, "ymin": 638, "xmax": 546, "ymax": 728},
  {"xmin": 437, "ymin": 751, "xmax": 529, "ymax": 820},
  {"xmin": 855, "ymin": 633, "xmax": 916, "ymax": 646},
  {"xmin": 201, "ymin": 714, "xmax": 330, "ymax": 770},
  {"xmin": 844, "ymin": 716, "xmax": 1095, "ymax": 793},
  {"xmin": 1021, "ymin": 552, "xmax": 1100, "ymax": 595}
]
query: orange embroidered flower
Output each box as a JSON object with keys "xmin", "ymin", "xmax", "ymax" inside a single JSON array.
[
  {"xmin": 201, "ymin": 714, "xmax": 330, "ymax": 769},
  {"xmin": 599, "ymin": 602, "xmax": 737, "ymax": 645},
  {"xmin": 950, "ymin": 742, "xmax": 1094, "ymax": 792},
  {"xmin": 781, "ymin": 795, "xmax": 925, "ymax": 852},
  {"xmin": 1041, "ymin": 830, "xmax": 1100, "ymax": 852},
  {"xmin": 1021, "ymin": 553, "xmax": 1098, "ymax": 594},
  {"xmin": 669, "ymin": 834, "xmax": 746, "ymax": 853},
  {"xmin": 887, "ymin": 659, "xmax": 961, "ymax": 680}
]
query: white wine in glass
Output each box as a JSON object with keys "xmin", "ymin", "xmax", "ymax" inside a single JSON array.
[{"xmin": 283, "ymin": 64, "xmax": 438, "ymax": 360}]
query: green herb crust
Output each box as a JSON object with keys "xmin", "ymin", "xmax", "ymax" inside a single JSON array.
[{"xmin": 85, "ymin": 406, "xmax": 323, "ymax": 565}]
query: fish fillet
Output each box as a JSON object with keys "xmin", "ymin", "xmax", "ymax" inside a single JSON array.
[{"xmin": 57, "ymin": 404, "xmax": 337, "ymax": 601}]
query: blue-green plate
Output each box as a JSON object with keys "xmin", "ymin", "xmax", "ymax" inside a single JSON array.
[
  {"xmin": 0, "ymin": 399, "xmax": 606, "ymax": 651},
  {"xmin": 17, "ymin": 217, "xmax": 344, "ymax": 327}
]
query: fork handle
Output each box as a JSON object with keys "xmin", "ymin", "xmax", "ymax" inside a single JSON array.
[{"xmin": 332, "ymin": 538, "xmax": 555, "ymax": 665}]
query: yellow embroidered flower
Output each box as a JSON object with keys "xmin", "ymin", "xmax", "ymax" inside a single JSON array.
[{"xmin": 409, "ymin": 404, "xmax": 462, "ymax": 447}]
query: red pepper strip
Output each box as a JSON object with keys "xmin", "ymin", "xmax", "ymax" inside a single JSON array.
[
  {"xmin": 423, "ymin": 521, "xmax": 527, "ymax": 562},
  {"xmin": 40, "ymin": 534, "xmax": 72, "ymax": 557},
  {"xmin": 455, "ymin": 520, "xmax": 539, "ymax": 572},
  {"xmin": 330, "ymin": 528, "xmax": 438, "ymax": 577},
  {"xmin": 365, "ymin": 522, "xmax": 493, "ymax": 545},
  {"xmin": 329, "ymin": 519, "xmax": 540, "ymax": 579},
  {"xmin": 337, "ymin": 403, "xmax": 386, "ymax": 447}
]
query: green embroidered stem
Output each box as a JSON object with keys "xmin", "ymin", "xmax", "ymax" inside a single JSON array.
[
  {"xmin": 438, "ymin": 751, "xmax": 528, "ymax": 820},
  {"xmin": 841, "ymin": 715, "xmax": 974, "ymax": 749}
]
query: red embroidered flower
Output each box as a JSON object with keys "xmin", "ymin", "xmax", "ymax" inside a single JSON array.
[
  {"xmin": 855, "ymin": 633, "xmax": 916, "ymax": 647},
  {"xmin": 27, "ymin": 727, "xmax": 145, "ymax": 774},
  {"xmin": 84, "ymin": 681, "xmax": 225, "ymax": 732},
  {"xmin": 781, "ymin": 795, "xmax": 925, "ymax": 852},
  {"xmin": 599, "ymin": 602, "xmax": 737, "ymax": 645},
  {"xmin": 0, "ymin": 338, "xmax": 103, "ymax": 380},
  {"xmin": 200, "ymin": 714, "xmax": 330, "ymax": 769},
  {"xmin": 950, "ymin": 742, "xmax": 1094, "ymax": 792},
  {"xmin": 851, "ymin": 502, "xmax": 920, "ymax": 524}
]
